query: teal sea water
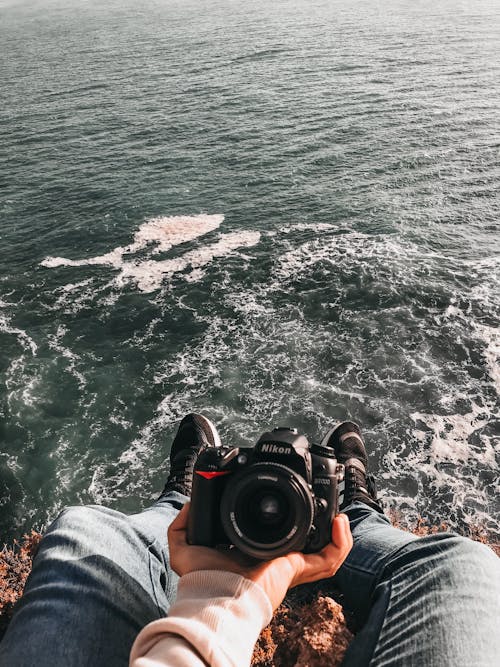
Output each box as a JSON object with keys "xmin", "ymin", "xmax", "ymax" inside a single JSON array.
[{"xmin": 1, "ymin": 0, "xmax": 499, "ymax": 540}]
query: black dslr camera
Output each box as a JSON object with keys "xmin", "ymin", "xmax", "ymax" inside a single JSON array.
[{"xmin": 187, "ymin": 427, "xmax": 345, "ymax": 560}]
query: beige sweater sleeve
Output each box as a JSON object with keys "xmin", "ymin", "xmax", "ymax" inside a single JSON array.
[{"xmin": 129, "ymin": 570, "xmax": 273, "ymax": 667}]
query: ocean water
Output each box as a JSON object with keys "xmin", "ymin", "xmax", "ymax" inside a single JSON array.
[{"xmin": 1, "ymin": 0, "xmax": 499, "ymax": 540}]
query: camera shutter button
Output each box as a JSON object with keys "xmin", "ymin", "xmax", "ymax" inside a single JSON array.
[{"xmin": 316, "ymin": 498, "xmax": 328, "ymax": 513}]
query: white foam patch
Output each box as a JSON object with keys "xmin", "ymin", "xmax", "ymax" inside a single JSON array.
[
  {"xmin": 46, "ymin": 278, "xmax": 106, "ymax": 315},
  {"xmin": 6, "ymin": 356, "xmax": 42, "ymax": 411},
  {"xmin": 42, "ymin": 214, "xmax": 224, "ymax": 269},
  {"xmin": 272, "ymin": 231, "xmax": 449, "ymax": 286},
  {"xmin": 40, "ymin": 215, "xmax": 261, "ymax": 293},
  {"xmin": 47, "ymin": 325, "xmax": 86, "ymax": 389},
  {"xmin": 410, "ymin": 402, "xmax": 491, "ymax": 464},
  {"xmin": 57, "ymin": 278, "xmax": 94, "ymax": 293},
  {"xmin": 117, "ymin": 231, "xmax": 261, "ymax": 292},
  {"xmin": 381, "ymin": 429, "xmax": 499, "ymax": 534},
  {"xmin": 279, "ymin": 222, "xmax": 339, "ymax": 234},
  {"xmin": 475, "ymin": 323, "xmax": 500, "ymax": 395},
  {"xmin": 440, "ymin": 304, "xmax": 500, "ymax": 397},
  {"xmin": 0, "ymin": 307, "xmax": 38, "ymax": 356}
]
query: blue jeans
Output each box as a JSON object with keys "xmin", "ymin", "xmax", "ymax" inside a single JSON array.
[{"xmin": 0, "ymin": 495, "xmax": 498, "ymax": 666}]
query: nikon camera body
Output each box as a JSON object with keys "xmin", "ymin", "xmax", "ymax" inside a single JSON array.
[{"xmin": 187, "ymin": 426, "xmax": 345, "ymax": 560}]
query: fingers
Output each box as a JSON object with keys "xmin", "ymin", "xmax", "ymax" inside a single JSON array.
[
  {"xmin": 170, "ymin": 502, "xmax": 190, "ymax": 532},
  {"xmin": 168, "ymin": 504, "xmax": 352, "ymax": 592},
  {"xmin": 331, "ymin": 513, "xmax": 353, "ymax": 552},
  {"xmin": 167, "ymin": 502, "xmax": 190, "ymax": 551},
  {"xmin": 315, "ymin": 514, "xmax": 352, "ymax": 577},
  {"xmin": 288, "ymin": 514, "xmax": 352, "ymax": 586}
]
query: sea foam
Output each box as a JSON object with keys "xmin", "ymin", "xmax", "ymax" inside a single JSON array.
[
  {"xmin": 117, "ymin": 230, "xmax": 261, "ymax": 292},
  {"xmin": 0, "ymin": 306, "xmax": 38, "ymax": 356},
  {"xmin": 41, "ymin": 214, "xmax": 260, "ymax": 292},
  {"xmin": 410, "ymin": 402, "xmax": 491, "ymax": 464},
  {"xmin": 42, "ymin": 214, "xmax": 224, "ymax": 268}
]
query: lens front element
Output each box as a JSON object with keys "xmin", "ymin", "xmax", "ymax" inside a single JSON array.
[{"xmin": 220, "ymin": 463, "xmax": 314, "ymax": 559}]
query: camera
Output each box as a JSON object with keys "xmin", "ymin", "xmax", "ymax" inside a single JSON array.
[{"xmin": 187, "ymin": 426, "xmax": 345, "ymax": 560}]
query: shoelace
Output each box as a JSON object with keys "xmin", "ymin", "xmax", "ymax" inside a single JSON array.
[
  {"xmin": 168, "ymin": 450, "xmax": 198, "ymax": 489},
  {"xmin": 344, "ymin": 465, "xmax": 374, "ymax": 503}
]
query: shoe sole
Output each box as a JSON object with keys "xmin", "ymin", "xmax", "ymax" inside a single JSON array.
[{"xmin": 198, "ymin": 414, "xmax": 223, "ymax": 448}]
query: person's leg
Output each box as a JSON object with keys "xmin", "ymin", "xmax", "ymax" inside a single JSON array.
[
  {"xmin": 0, "ymin": 413, "xmax": 222, "ymax": 667},
  {"xmin": 335, "ymin": 503, "xmax": 500, "ymax": 667},
  {"xmin": 320, "ymin": 422, "xmax": 500, "ymax": 666},
  {"xmin": 0, "ymin": 491, "xmax": 186, "ymax": 667},
  {"xmin": 332, "ymin": 503, "xmax": 419, "ymax": 629}
]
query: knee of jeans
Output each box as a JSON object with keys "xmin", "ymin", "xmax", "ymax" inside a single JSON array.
[
  {"xmin": 433, "ymin": 535, "xmax": 499, "ymax": 586},
  {"xmin": 49, "ymin": 505, "xmax": 106, "ymax": 536},
  {"xmin": 38, "ymin": 505, "xmax": 139, "ymax": 569}
]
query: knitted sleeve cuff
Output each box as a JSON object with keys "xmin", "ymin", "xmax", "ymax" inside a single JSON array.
[{"xmin": 130, "ymin": 570, "xmax": 273, "ymax": 667}]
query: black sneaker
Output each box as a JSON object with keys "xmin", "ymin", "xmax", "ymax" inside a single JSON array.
[
  {"xmin": 320, "ymin": 421, "xmax": 383, "ymax": 513},
  {"xmin": 160, "ymin": 413, "xmax": 222, "ymax": 498}
]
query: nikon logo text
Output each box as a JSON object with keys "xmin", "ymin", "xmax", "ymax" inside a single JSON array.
[{"xmin": 261, "ymin": 444, "xmax": 291, "ymax": 454}]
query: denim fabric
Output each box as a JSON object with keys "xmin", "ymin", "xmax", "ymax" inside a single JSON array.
[
  {"xmin": 334, "ymin": 503, "xmax": 500, "ymax": 667},
  {"xmin": 0, "ymin": 496, "xmax": 498, "ymax": 666},
  {"xmin": 0, "ymin": 492, "xmax": 187, "ymax": 667}
]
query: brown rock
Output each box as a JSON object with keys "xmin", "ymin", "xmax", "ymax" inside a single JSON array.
[
  {"xmin": 0, "ymin": 531, "xmax": 42, "ymax": 639},
  {"xmin": 252, "ymin": 595, "xmax": 353, "ymax": 667}
]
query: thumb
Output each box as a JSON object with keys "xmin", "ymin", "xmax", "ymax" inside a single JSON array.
[
  {"xmin": 168, "ymin": 502, "xmax": 190, "ymax": 536},
  {"xmin": 331, "ymin": 513, "xmax": 352, "ymax": 551}
]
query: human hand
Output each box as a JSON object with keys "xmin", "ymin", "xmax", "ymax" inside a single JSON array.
[{"xmin": 168, "ymin": 503, "xmax": 353, "ymax": 610}]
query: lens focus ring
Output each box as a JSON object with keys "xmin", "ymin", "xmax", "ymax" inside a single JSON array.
[{"xmin": 220, "ymin": 462, "xmax": 314, "ymax": 560}]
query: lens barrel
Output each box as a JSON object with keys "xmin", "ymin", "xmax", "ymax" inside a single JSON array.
[{"xmin": 220, "ymin": 462, "xmax": 314, "ymax": 559}]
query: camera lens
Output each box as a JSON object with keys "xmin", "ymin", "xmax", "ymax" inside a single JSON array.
[
  {"xmin": 258, "ymin": 495, "xmax": 282, "ymax": 522},
  {"xmin": 220, "ymin": 463, "xmax": 314, "ymax": 560},
  {"xmin": 242, "ymin": 488, "xmax": 289, "ymax": 540}
]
